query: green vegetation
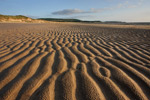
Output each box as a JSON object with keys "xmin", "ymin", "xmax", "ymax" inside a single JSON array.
[
  {"xmin": 0, "ymin": 14, "xmax": 101, "ymax": 23},
  {"xmin": 0, "ymin": 14, "xmax": 102, "ymax": 23},
  {"xmin": 38, "ymin": 18, "xmax": 81, "ymax": 22},
  {"xmin": 0, "ymin": 14, "xmax": 29, "ymax": 20},
  {"xmin": 38, "ymin": 18, "xmax": 102, "ymax": 23}
]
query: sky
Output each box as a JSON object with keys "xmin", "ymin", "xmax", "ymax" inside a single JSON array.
[{"xmin": 0, "ymin": 0, "xmax": 150, "ymax": 22}]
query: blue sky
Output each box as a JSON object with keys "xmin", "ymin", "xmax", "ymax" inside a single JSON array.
[{"xmin": 0, "ymin": 0, "xmax": 150, "ymax": 22}]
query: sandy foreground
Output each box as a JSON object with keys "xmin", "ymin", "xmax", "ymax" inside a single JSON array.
[{"xmin": 0, "ymin": 23, "xmax": 150, "ymax": 100}]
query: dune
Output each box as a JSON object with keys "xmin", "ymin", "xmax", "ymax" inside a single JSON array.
[{"xmin": 0, "ymin": 22, "xmax": 150, "ymax": 100}]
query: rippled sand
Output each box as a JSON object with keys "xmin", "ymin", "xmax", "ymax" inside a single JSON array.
[{"xmin": 0, "ymin": 23, "xmax": 150, "ymax": 100}]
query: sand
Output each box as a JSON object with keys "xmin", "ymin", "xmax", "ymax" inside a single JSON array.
[{"xmin": 0, "ymin": 22, "xmax": 150, "ymax": 100}]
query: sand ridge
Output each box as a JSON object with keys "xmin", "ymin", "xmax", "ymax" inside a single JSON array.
[{"xmin": 0, "ymin": 23, "xmax": 150, "ymax": 100}]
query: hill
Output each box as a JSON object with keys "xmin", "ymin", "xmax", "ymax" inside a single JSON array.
[
  {"xmin": 38, "ymin": 18, "xmax": 81, "ymax": 22},
  {"xmin": 0, "ymin": 14, "xmax": 44, "ymax": 23},
  {"xmin": 38, "ymin": 18, "xmax": 102, "ymax": 23}
]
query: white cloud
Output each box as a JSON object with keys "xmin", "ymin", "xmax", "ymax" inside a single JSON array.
[
  {"xmin": 52, "ymin": 8, "xmax": 105, "ymax": 15},
  {"xmin": 52, "ymin": 9, "xmax": 84, "ymax": 15},
  {"xmin": 52, "ymin": 0, "xmax": 145, "ymax": 16},
  {"xmin": 50, "ymin": 0, "xmax": 149, "ymax": 22},
  {"xmin": 116, "ymin": 0, "xmax": 144, "ymax": 9}
]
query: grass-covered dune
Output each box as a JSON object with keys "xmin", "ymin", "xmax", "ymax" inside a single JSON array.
[
  {"xmin": 0, "ymin": 15, "xmax": 29, "ymax": 19},
  {"xmin": 0, "ymin": 14, "xmax": 45, "ymax": 23}
]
